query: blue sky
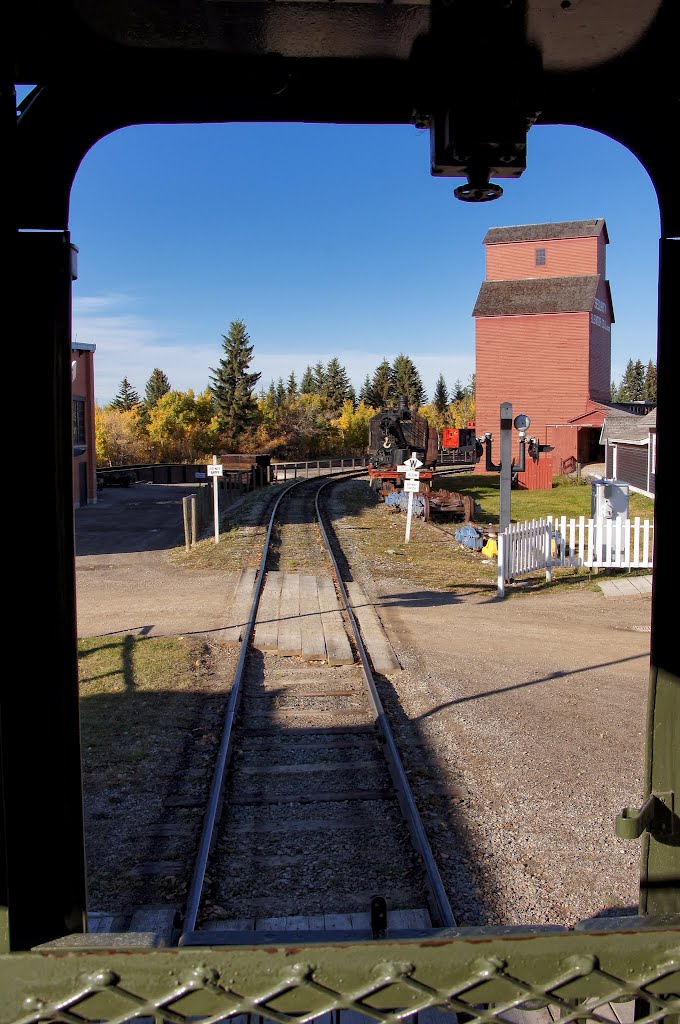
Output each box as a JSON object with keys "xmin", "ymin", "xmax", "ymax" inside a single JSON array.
[{"xmin": 60, "ymin": 115, "xmax": 660, "ymax": 405}]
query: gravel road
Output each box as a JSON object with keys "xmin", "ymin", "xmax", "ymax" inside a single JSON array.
[{"xmin": 330, "ymin": 480, "xmax": 651, "ymax": 927}]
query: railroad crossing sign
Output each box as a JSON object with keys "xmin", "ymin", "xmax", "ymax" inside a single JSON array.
[
  {"xmin": 396, "ymin": 453, "xmax": 423, "ymax": 543},
  {"xmin": 397, "ymin": 453, "xmax": 423, "ymax": 475}
]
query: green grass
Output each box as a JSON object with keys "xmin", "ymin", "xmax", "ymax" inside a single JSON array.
[
  {"xmin": 333, "ymin": 479, "xmax": 614, "ymax": 596},
  {"xmin": 78, "ymin": 633, "xmax": 209, "ymax": 697},
  {"xmin": 78, "ymin": 633, "xmax": 214, "ymax": 767},
  {"xmin": 434, "ymin": 473, "xmax": 655, "ymax": 525},
  {"xmin": 78, "ymin": 634, "xmax": 223, "ymax": 910},
  {"xmin": 170, "ymin": 484, "xmax": 289, "ymax": 571}
]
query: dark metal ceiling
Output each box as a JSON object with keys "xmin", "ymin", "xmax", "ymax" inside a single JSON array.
[
  {"xmin": 11, "ymin": 0, "xmax": 679, "ymax": 232},
  {"xmin": 14, "ymin": 0, "xmax": 666, "ymax": 71}
]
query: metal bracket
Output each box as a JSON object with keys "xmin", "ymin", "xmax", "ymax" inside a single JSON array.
[
  {"xmin": 483, "ymin": 434, "xmax": 527, "ymax": 475},
  {"xmin": 616, "ymin": 792, "xmax": 677, "ymax": 840}
]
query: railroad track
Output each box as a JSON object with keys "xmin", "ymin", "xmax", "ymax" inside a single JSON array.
[
  {"xmin": 160, "ymin": 471, "xmax": 455, "ymax": 944},
  {"xmin": 179, "ymin": 471, "xmax": 450, "ymax": 942},
  {"xmin": 86, "ymin": 473, "xmax": 455, "ymax": 946}
]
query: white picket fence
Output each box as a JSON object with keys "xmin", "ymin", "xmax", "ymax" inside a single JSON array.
[{"xmin": 497, "ymin": 515, "xmax": 654, "ymax": 597}]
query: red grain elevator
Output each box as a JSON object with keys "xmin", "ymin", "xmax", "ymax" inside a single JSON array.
[{"xmin": 472, "ymin": 219, "xmax": 614, "ymax": 475}]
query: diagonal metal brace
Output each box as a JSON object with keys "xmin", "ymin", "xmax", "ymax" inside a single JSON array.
[{"xmin": 616, "ymin": 792, "xmax": 677, "ymax": 840}]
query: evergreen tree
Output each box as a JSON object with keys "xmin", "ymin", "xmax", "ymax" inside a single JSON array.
[
  {"xmin": 312, "ymin": 361, "xmax": 326, "ymax": 395},
  {"xmin": 209, "ymin": 319, "xmax": 261, "ymax": 443},
  {"xmin": 618, "ymin": 358, "xmax": 636, "ymax": 401},
  {"xmin": 450, "ymin": 378, "xmax": 465, "ymax": 402},
  {"xmin": 359, "ymin": 374, "xmax": 372, "ymax": 405},
  {"xmin": 276, "ymin": 377, "xmax": 286, "ymax": 406},
  {"xmin": 433, "ymin": 374, "xmax": 449, "ymax": 414},
  {"xmin": 643, "ymin": 360, "xmax": 657, "ymax": 403},
  {"xmin": 347, "ymin": 383, "xmax": 357, "ymax": 409},
  {"xmin": 287, "ymin": 372, "xmax": 298, "ymax": 398},
  {"xmin": 466, "ymin": 372, "xmax": 476, "ymax": 398},
  {"xmin": 323, "ymin": 357, "xmax": 352, "ymax": 411},
  {"xmin": 143, "ymin": 368, "xmax": 171, "ymax": 410},
  {"xmin": 110, "ymin": 377, "xmax": 140, "ymax": 411},
  {"xmin": 300, "ymin": 366, "xmax": 315, "ymax": 393},
  {"xmin": 632, "ymin": 360, "xmax": 645, "ymax": 400},
  {"xmin": 369, "ymin": 359, "xmax": 394, "ymax": 408},
  {"xmin": 392, "ymin": 353, "xmax": 426, "ymax": 407}
]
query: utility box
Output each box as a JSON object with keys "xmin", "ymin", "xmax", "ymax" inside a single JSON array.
[{"xmin": 591, "ymin": 478, "xmax": 629, "ymax": 520}]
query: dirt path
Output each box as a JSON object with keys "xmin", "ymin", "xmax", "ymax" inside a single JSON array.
[{"xmin": 76, "ymin": 484, "xmax": 242, "ymax": 638}]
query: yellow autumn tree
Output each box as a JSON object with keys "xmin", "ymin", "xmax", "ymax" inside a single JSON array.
[
  {"xmin": 95, "ymin": 406, "xmax": 150, "ymax": 466},
  {"xmin": 447, "ymin": 393, "xmax": 476, "ymax": 428},
  {"xmin": 418, "ymin": 402, "xmax": 446, "ymax": 445},
  {"xmin": 146, "ymin": 389, "xmax": 222, "ymax": 462},
  {"xmin": 332, "ymin": 400, "xmax": 375, "ymax": 454}
]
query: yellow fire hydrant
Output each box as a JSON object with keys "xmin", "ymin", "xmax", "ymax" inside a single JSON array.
[{"xmin": 481, "ymin": 535, "xmax": 498, "ymax": 558}]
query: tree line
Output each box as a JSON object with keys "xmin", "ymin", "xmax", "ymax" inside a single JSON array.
[
  {"xmin": 98, "ymin": 321, "xmax": 656, "ymax": 467},
  {"xmin": 611, "ymin": 359, "xmax": 656, "ymax": 403},
  {"xmin": 95, "ymin": 319, "xmax": 473, "ymax": 466}
]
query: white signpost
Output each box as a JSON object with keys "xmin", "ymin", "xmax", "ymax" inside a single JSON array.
[
  {"xmin": 207, "ymin": 456, "xmax": 223, "ymax": 544},
  {"xmin": 396, "ymin": 453, "xmax": 423, "ymax": 543}
]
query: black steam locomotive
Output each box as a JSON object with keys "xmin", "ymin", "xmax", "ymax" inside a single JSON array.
[
  {"xmin": 368, "ymin": 396, "xmax": 438, "ymax": 472},
  {"xmin": 368, "ymin": 391, "xmax": 481, "ymax": 487}
]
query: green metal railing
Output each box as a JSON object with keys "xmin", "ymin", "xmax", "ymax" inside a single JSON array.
[{"xmin": 2, "ymin": 922, "xmax": 678, "ymax": 1024}]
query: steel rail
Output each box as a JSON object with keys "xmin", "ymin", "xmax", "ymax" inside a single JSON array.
[
  {"xmin": 183, "ymin": 469, "xmax": 365, "ymax": 933},
  {"xmin": 314, "ymin": 478, "xmax": 457, "ymax": 929}
]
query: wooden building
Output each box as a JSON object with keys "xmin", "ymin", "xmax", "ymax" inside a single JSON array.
[
  {"xmin": 602, "ymin": 408, "xmax": 657, "ymax": 497},
  {"xmin": 72, "ymin": 340, "xmax": 97, "ymax": 507},
  {"xmin": 473, "ymin": 219, "xmax": 615, "ymax": 472}
]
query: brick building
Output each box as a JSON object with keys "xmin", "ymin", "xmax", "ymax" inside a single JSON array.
[{"xmin": 472, "ymin": 219, "xmax": 615, "ymax": 471}]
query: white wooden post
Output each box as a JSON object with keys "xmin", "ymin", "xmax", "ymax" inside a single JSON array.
[
  {"xmin": 213, "ymin": 456, "xmax": 219, "ymax": 544},
  {"xmin": 398, "ymin": 452, "xmax": 422, "ymax": 544},
  {"xmin": 578, "ymin": 515, "xmax": 585, "ymax": 567},
  {"xmin": 405, "ymin": 491, "xmax": 414, "ymax": 543},
  {"xmin": 206, "ymin": 455, "xmax": 224, "ymax": 544},
  {"xmin": 497, "ymin": 533, "xmax": 506, "ymax": 598},
  {"xmin": 634, "ymin": 517, "xmax": 641, "ymax": 564}
]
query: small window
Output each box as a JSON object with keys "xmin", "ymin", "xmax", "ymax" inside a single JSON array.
[
  {"xmin": 535, "ymin": 247, "xmax": 546, "ymax": 265},
  {"xmin": 73, "ymin": 398, "xmax": 86, "ymax": 447}
]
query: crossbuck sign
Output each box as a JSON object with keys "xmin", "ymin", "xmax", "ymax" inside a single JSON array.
[{"xmin": 396, "ymin": 452, "xmax": 423, "ymax": 542}]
